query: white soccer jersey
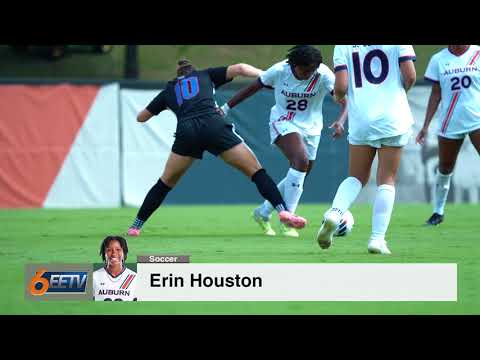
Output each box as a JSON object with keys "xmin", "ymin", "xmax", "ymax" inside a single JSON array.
[
  {"xmin": 425, "ymin": 45, "xmax": 480, "ymax": 138},
  {"xmin": 333, "ymin": 45, "xmax": 416, "ymax": 141},
  {"xmin": 259, "ymin": 60, "xmax": 335, "ymax": 136},
  {"xmin": 93, "ymin": 267, "xmax": 137, "ymax": 301}
]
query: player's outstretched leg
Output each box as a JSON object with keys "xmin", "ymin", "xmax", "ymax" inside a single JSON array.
[
  {"xmin": 127, "ymin": 152, "xmax": 194, "ymax": 236},
  {"xmin": 251, "ymin": 169, "xmax": 307, "ymax": 229},
  {"xmin": 254, "ymin": 178, "xmax": 285, "ymax": 236},
  {"xmin": 316, "ymin": 144, "xmax": 374, "ymax": 249},
  {"xmin": 254, "ymin": 177, "xmax": 298, "ymax": 237},
  {"xmin": 317, "ymin": 177, "xmax": 363, "ymax": 249},
  {"xmin": 128, "ymin": 178, "xmax": 172, "ymax": 236},
  {"xmin": 254, "ymin": 177, "xmax": 299, "ymax": 237},
  {"xmin": 220, "ymin": 143, "xmax": 307, "ymax": 229},
  {"xmin": 281, "ymin": 168, "xmax": 306, "ymax": 233},
  {"xmin": 278, "ymin": 168, "xmax": 306, "ymax": 238},
  {"xmin": 271, "ymin": 132, "xmax": 310, "ymax": 237}
]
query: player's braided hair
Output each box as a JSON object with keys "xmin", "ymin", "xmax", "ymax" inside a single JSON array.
[
  {"xmin": 99, "ymin": 236, "xmax": 128, "ymax": 263},
  {"xmin": 286, "ymin": 45, "xmax": 323, "ymax": 67},
  {"xmin": 177, "ymin": 58, "xmax": 195, "ymax": 76}
]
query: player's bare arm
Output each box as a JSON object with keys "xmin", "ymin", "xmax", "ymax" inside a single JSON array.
[
  {"xmin": 220, "ymin": 63, "xmax": 264, "ymax": 115},
  {"xmin": 137, "ymin": 109, "xmax": 154, "ymax": 123},
  {"xmin": 334, "ymin": 69, "xmax": 348, "ymax": 101},
  {"xmin": 416, "ymin": 82, "xmax": 441, "ymax": 145},
  {"xmin": 226, "ymin": 63, "xmax": 263, "ymax": 80},
  {"xmin": 221, "ymin": 79, "xmax": 264, "ymax": 115},
  {"xmin": 400, "ymin": 60, "xmax": 416, "ymax": 92},
  {"xmin": 329, "ymin": 101, "xmax": 348, "ymax": 139}
]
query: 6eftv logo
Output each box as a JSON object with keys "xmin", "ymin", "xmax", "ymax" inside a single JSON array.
[
  {"xmin": 30, "ymin": 269, "xmax": 88, "ymax": 296},
  {"xmin": 25, "ymin": 264, "xmax": 93, "ymax": 301}
]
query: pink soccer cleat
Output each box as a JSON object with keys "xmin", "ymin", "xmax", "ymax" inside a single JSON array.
[
  {"xmin": 127, "ymin": 227, "xmax": 141, "ymax": 237},
  {"xmin": 278, "ymin": 211, "xmax": 307, "ymax": 229}
]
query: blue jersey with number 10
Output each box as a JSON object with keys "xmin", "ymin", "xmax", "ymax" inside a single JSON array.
[{"xmin": 146, "ymin": 67, "xmax": 232, "ymax": 121}]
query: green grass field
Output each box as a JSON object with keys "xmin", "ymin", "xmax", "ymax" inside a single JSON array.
[
  {"xmin": 0, "ymin": 45, "xmax": 445, "ymax": 81},
  {"xmin": 1, "ymin": 203, "xmax": 478, "ymax": 314}
]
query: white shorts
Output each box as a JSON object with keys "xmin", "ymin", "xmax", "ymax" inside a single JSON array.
[
  {"xmin": 269, "ymin": 121, "xmax": 321, "ymax": 160},
  {"xmin": 438, "ymin": 124, "xmax": 480, "ymax": 140},
  {"xmin": 348, "ymin": 129, "xmax": 412, "ymax": 149}
]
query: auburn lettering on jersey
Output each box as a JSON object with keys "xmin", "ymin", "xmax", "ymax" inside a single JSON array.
[{"xmin": 93, "ymin": 267, "xmax": 137, "ymax": 301}]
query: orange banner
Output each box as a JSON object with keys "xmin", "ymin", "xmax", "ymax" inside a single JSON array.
[{"xmin": 0, "ymin": 84, "xmax": 99, "ymax": 207}]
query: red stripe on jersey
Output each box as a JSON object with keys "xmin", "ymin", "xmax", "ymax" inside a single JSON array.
[
  {"xmin": 123, "ymin": 274, "xmax": 135, "ymax": 289},
  {"xmin": 304, "ymin": 74, "xmax": 315, "ymax": 91},
  {"xmin": 441, "ymin": 92, "xmax": 460, "ymax": 133},
  {"xmin": 120, "ymin": 274, "xmax": 130, "ymax": 289},
  {"xmin": 120, "ymin": 275, "xmax": 130, "ymax": 289},
  {"xmin": 468, "ymin": 50, "xmax": 480, "ymax": 65},
  {"xmin": 123, "ymin": 275, "xmax": 135, "ymax": 289},
  {"xmin": 306, "ymin": 73, "xmax": 320, "ymax": 92}
]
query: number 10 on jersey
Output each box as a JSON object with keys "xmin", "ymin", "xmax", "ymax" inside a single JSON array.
[
  {"xmin": 175, "ymin": 76, "xmax": 200, "ymax": 105},
  {"xmin": 352, "ymin": 49, "xmax": 389, "ymax": 87}
]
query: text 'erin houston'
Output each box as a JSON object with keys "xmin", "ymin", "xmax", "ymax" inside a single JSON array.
[{"xmin": 150, "ymin": 273, "xmax": 263, "ymax": 288}]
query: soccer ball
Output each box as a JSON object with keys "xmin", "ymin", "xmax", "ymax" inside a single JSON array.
[{"xmin": 334, "ymin": 210, "xmax": 354, "ymax": 237}]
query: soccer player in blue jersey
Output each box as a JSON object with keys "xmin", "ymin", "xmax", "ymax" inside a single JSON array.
[{"xmin": 127, "ymin": 59, "xmax": 307, "ymax": 236}]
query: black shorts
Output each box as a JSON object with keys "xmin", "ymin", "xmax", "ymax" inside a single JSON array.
[{"xmin": 172, "ymin": 115, "xmax": 243, "ymax": 159}]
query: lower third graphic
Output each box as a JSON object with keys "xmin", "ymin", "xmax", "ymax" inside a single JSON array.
[{"xmin": 25, "ymin": 264, "xmax": 93, "ymax": 301}]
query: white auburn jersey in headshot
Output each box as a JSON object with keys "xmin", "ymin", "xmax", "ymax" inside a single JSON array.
[
  {"xmin": 93, "ymin": 266, "xmax": 137, "ymax": 301},
  {"xmin": 333, "ymin": 45, "xmax": 416, "ymax": 141},
  {"xmin": 259, "ymin": 60, "xmax": 335, "ymax": 136},
  {"xmin": 424, "ymin": 45, "xmax": 480, "ymax": 138}
]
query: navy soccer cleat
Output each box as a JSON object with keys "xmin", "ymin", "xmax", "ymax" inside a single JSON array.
[{"xmin": 425, "ymin": 213, "xmax": 444, "ymax": 226}]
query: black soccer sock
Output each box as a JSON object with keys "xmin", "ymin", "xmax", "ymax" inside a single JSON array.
[
  {"xmin": 134, "ymin": 178, "xmax": 172, "ymax": 226},
  {"xmin": 251, "ymin": 169, "xmax": 287, "ymax": 213}
]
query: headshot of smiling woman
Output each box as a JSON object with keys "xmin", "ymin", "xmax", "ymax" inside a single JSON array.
[{"xmin": 93, "ymin": 236, "xmax": 137, "ymax": 301}]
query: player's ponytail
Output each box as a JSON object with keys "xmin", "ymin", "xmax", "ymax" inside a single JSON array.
[{"xmin": 177, "ymin": 58, "xmax": 195, "ymax": 76}]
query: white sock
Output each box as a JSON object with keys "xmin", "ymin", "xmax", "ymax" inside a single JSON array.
[
  {"xmin": 370, "ymin": 184, "xmax": 396, "ymax": 242},
  {"xmin": 433, "ymin": 171, "xmax": 452, "ymax": 216},
  {"xmin": 284, "ymin": 168, "xmax": 306, "ymax": 213},
  {"xmin": 330, "ymin": 177, "xmax": 363, "ymax": 214},
  {"xmin": 258, "ymin": 178, "xmax": 286, "ymax": 218}
]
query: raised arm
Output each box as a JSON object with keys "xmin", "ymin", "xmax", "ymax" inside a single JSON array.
[
  {"xmin": 226, "ymin": 63, "xmax": 263, "ymax": 80},
  {"xmin": 416, "ymin": 82, "xmax": 441, "ymax": 145},
  {"xmin": 210, "ymin": 63, "xmax": 264, "ymax": 116}
]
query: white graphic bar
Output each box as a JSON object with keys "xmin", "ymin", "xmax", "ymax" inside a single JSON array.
[{"xmin": 136, "ymin": 263, "xmax": 457, "ymax": 301}]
